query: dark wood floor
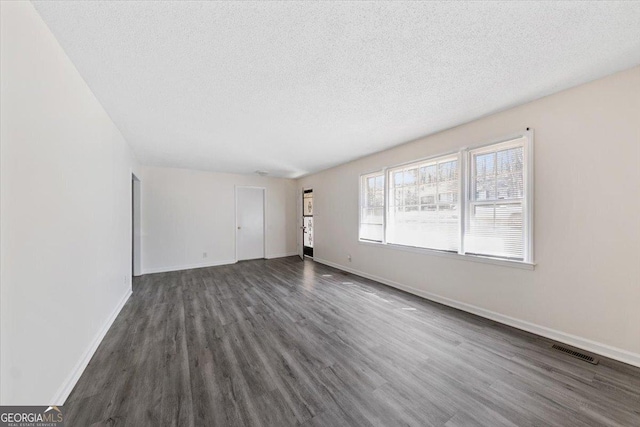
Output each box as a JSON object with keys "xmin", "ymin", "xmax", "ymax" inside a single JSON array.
[{"xmin": 65, "ymin": 257, "xmax": 640, "ymax": 426}]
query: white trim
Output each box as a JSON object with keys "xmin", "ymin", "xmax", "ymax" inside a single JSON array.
[
  {"xmin": 382, "ymin": 167, "xmax": 388, "ymax": 245},
  {"xmin": 459, "ymin": 148, "xmax": 467, "ymax": 255},
  {"xmin": 131, "ymin": 171, "xmax": 142, "ymax": 277},
  {"xmin": 525, "ymin": 130, "xmax": 535, "ymax": 263},
  {"xmin": 266, "ymin": 252, "xmax": 299, "ymax": 259},
  {"xmin": 313, "ymin": 257, "xmax": 640, "ymax": 368},
  {"xmin": 302, "ymin": 187, "xmax": 314, "ymax": 256},
  {"xmin": 358, "ymin": 239, "xmax": 535, "ymax": 270},
  {"xmin": 51, "ymin": 289, "xmax": 132, "ymax": 405},
  {"xmin": 142, "ymin": 259, "xmax": 237, "ymax": 275},
  {"xmin": 297, "ymin": 187, "xmax": 304, "ymax": 260}
]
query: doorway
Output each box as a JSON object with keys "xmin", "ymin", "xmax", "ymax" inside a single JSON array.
[
  {"xmin": 236, "ymin": 187, "xmax": 266, "ymax": 261},
  {"xmin": 132, "ymin": 173, "xmax": 141, "ymax": 277},
  {"xmin": 303, "ymin": 189, "xmax": 313, "ymax": 258}
]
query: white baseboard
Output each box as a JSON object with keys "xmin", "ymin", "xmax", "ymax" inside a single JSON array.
[
  {"xmin": 51, "ymin": 288, "xmax": 132, "ymax": 405},
  {"xmin": 314, "ymin": 257, "xmax": 640, "ymax": 368},
  {"xmin": 141, "ymin": 259, "xmax": 237, "ymax": 275},
  {"xmin": 266, "ymin": 252, "xmax": 299, "ymax": 259}
]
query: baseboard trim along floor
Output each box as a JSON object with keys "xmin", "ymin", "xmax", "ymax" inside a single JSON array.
[
  {"xmin": 51, "ymin": 288, "xmax": 133, "ymax": 405},
  {"xmin": 314, "ymin": 257, "xmax": 640, "ymax": 369}
]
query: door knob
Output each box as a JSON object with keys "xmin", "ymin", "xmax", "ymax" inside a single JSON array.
[{"xmin": 237, "ymin": 226, "xmax": 241, "ymax": 229}]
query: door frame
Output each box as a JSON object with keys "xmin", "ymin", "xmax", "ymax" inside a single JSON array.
[
  {"xmin": 302, "ymin": 188, "xmax": 313, "ymax": 258},
  {"xmin": 235, "ymin": 186, "xmax": 267, "ymax": 261},
  {"xmin": 297, "ymin": 187, "xmax": 304, "ymax": 260},
  {"xmin": 131, "ymin": 172, "xmax": 141, "ymax": 277}
]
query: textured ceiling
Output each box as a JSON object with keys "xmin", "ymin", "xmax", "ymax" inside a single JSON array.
[{"xmin": 32, "ymin": 1, "xmax": 640, "ymax": 178}]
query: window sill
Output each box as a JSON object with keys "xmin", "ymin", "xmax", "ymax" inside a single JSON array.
[{"xmin": 358, "ymin": 240, "xmax": 535, "ymax": 270}]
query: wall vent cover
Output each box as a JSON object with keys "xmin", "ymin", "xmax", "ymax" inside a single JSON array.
[{"xmin": 551, "ymin": 344, "xmax": 599, "ymax": 365}]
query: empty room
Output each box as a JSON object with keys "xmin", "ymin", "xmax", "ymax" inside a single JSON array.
[{"xmin": 1, "ymin": 1, "xmax": 640, "ymax": 426}]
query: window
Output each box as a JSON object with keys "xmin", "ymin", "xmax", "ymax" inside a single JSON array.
[
  {"xmin": 386, "ymin": 155, "xmax": 460, "ymax": 252},
  {"xmin": 358, "ymin": 132, "xmax": 533, "ymax": 265},
  {"xmin": 359, "ymin": 172, "xmax": 385, "ymax": 242},
  {"xmin": 465, "ymin": 138, "xmax": 527, "ymax": 260}
]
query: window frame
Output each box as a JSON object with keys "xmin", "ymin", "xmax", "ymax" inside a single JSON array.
[
  {"xmin": 358, "ymin": 130, "xmax": 534, "ymax": 269},
  {"xmin": 463, "ymin": 132, "xmax": 534, "ymax": 263},
  {"xmin": 359, "ymin": 170, "xmax": 386, "ymax": 243}
]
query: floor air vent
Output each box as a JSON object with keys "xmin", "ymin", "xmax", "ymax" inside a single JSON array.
[{"xmin": 552, "ymin": 344, "xmax": 599, "ymax": 365}]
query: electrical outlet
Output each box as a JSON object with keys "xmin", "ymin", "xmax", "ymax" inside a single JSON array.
[
  {"xmin": 203, "ymin": 252, "xmax": 208, "ymax": 258},
  {"xmin": 347, "ymin": 254, "xmax": 352, "ymax": 262}
]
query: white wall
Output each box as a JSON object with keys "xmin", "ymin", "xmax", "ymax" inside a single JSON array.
[
  {"xmin": 298, "ymin": 66, "xmax": 640, "ymax": 365},
  {"xmin": 1, "ymin": 2, "xmax": 138, "ymax": 404},
  {"xmin": 140, "ymin": 166, "xmax": 297, "ymax": 273}
]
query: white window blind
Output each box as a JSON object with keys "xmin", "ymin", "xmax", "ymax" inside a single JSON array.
[
  {"xmin": 465, "ymin": 137, "xmax": 526, "ymax": 260},
  {"xmin": 386, "ymin": 155, "xmax": 460, "ymax": 252},
  {"xmin": 359, "ymin": 172, "xmax": 385, "ymax": 242}
]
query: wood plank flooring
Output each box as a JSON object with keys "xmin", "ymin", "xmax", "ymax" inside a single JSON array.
[{"xmin": 64, "ymin": 257, "xmax": 640, "ymax": 426}]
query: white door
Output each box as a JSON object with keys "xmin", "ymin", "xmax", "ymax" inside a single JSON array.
[
  {"xmin": 297, "ymin": 187, "xmax": 304, "ymax": 260},
  {"xmin": 236, "ymin": 187, "xmax": 265, "ymax": 261}
]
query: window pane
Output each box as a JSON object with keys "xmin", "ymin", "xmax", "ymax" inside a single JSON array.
[
  {"xmin": 420, "ymin": 185, "xmax": 434, "ymax": 204},
  {"xmin": 497, "ymin": 147, "xmax": 523, "ymax": 173},
  {"xmin": 497, "ymin": 172, "xmax": 523, "ymax": 199},
  {"xmin": 420, "ymin": 183, "xmax": 436, "ymax": 204},
  {"xmin": 473, "ymin": 145, "xmax": 524, "ymax": 202},
  {"xmin": 466, "ymin": 203, "xmax": 523, "ymax": 259},
  {"xmin": 393, "ymin": 171, "xmax": 404, "ymax": 187},
  {"xmin": 437, "ymin": 204, "xmax": 459, "ymax": 250},
  {"xmin": 475, "ymin": 176, "xmax": 496, "ymax": 200},
  {"xmin": 367, "ymin": 176, "xmax": 376, "ymax": 191},
  {"xmin": 373, "ymin": 189, "xmax": 384, "ymax": 207},
  {"xmin": 362, "ymin": 207, "xmax": 384, "ymax": 224},
  {"xmin": 367, "ymin": 187, "xmax": 375, "ymax": 205},
  {"xmin": 420, "ymin": 165, "xmax": 437, "ymax": 184},
  {"xmin": 360, "ymin": 224, "xmax": 383, "ymax": 242},
  {"xmin": 387, "ymin": 156, "xmax": 460, "ymax": 251},
  {"xmin": 303, "ymin": 217, "xmax": 314, "ymax": 247},
  {"xmin": 303, "ymin": 193, "xmax": 313, "ymax": 215},
  {"xmin": 404, "ymin": 186, "xmax": 418, "ymax": 205},
  {"xmin": 475, "ymin": 152, "xmax": 495, "ymax": 177},
  {"xmin": 360, "ymin": 172, "xmax": 385, "ymax": 241},
  {"xmin": 439, "ymin": 160, "xmax": 458, "ymax": 181},
  {"xmin": 438, "ymin": 192, "xmax": 457, "ymax": 203},
  {"xmin": 393, "ymin": 188, "xmax": 403, "ymax": 206},
  {"xmin": 404, "ymin": 168, "xmax": 418, "ymax": 185},
  {"xmin": 438, "ymin": 178, "xmax": 458, "ymax": 203}
]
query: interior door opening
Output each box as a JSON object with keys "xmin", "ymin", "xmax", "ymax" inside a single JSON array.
[{"xmin": 303, "ymin": 189, "xmax": 313, "ymax": 258}]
